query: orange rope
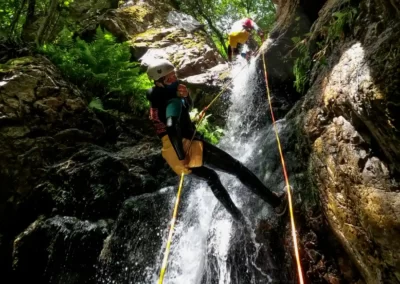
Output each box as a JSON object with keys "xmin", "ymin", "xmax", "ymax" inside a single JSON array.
[{"xmin": 261, "ymin": 52, "xmax": 305, "ymax": 284}]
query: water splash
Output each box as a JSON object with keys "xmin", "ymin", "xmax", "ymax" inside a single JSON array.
[
  {"xmin": 156, "ymin": 56, "xmax": 276, "ymax": 284},
  {"xmin": 98, "ymin": 56, "xmax": 279, "ymax": 284}
]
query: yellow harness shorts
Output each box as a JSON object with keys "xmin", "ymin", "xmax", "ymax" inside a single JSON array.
[{"xmin": 161, "ymin": 135, "xmax": 203, "ymax": 175}]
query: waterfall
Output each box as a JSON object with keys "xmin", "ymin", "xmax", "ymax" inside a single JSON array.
[{"xmin": 98, "ymin": 56, "xmax": 281, "ymax": 284}]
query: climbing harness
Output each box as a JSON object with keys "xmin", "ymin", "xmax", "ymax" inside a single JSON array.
[
  {"xmin": 158, "ymin": 172, "xmax": 185, "ymax": 284},
  {"xmin": 261, "ymin": 52, "xmax": 305, "ymax": 284}
]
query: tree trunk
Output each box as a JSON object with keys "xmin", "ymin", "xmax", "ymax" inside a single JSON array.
[
  {"xmin": 22, "ymin": 0, "xmax": 36, "ymax": 33},
  {"xmin": 8, "ymin": 0, "xmax": 28, "ymax": 38},
  {"xmin": 35, "ymin": 0, "xmax": 58, "ymax": 47},
  {"xmin": 187, "ymin": 0, "xmax": 227, "ymax": 54},
  {"xmin": 203, "ymin": 15, "xmax": 227, "ymax": 53}
]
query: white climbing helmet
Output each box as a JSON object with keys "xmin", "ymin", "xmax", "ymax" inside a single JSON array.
[{"xmin": 146, "ymin": 59, "xmax": 175, "ymax": 81}]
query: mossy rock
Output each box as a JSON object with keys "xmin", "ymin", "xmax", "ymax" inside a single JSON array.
[
  {"xmin": 0, "ymin": 64, "xmax": 15, "ymax": 73},
  {"xmin": 165, "ymin": 29, "xmax": 187, "ymax": 41},
  {"xmin": 182, "ymin": 38, "xmax": 205, "ymax": 49},
  {"xmin": 118, "ymin": 2, "xmax": 170, "ymax": 31},
  {"xmin": 6, "ymin": 56, "xmax": 35, "ymax": 66},
  {"xmin": 132, "ymin": 27, "xmax": 173, "ymax": 42},
  {"xmin": 121, "ymin": 4, "xmax": 156, "ymax": 23}
]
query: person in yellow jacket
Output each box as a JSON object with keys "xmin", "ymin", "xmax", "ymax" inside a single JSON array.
[
  {"xmin": 146, "ymin": 59, "xmax": 286, "ymax": 224},
  {"xmin": 228, "ymin": 18, "xmax": 264, "ymax": 61}
]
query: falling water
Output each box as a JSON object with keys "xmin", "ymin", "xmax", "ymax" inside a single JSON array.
[
  {"xmin": 98, "ymin": 56, "xmax": 282, "ymax": 284},
  {"xmin": 160, "ymin": 56, "xmax": 279, "ymax": 284}
]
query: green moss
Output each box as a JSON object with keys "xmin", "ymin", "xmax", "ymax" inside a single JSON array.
[
  {"xmin": 2, "ymin": 126, "xmax": 30, "ymax": 138},
  {"xmin": 6, "ymin": 56, "xmax": 35, "ymax": 66},
  {"xmin": 182, "ymin": 38, "xmax": 204, "ymax": 49},
  {"xmin": 121, "ymin": 4, "xmax": 154, "ymax": 23},
  {"xmin": 132, "ymin": 28, "xmax": 164, "ymax": 41},
  {"xmin": 193, "ymin": 30, "xmax": 207, "ymax": 39},
  {"xmin": 171, "ymin": 53, "xmax": 184, "ymax": 66},
  {"xmin": 0, "ymin": 64, "xmax": 14, "ymax": 73},
  {"xmin": 165, "ymin": 29, "xmax": 187, "ymax": 41}
]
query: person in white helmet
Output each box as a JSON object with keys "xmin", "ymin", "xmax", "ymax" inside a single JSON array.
[{"xmin": 146, "ymin": 59, "xmax": 287, "ymax": 224}]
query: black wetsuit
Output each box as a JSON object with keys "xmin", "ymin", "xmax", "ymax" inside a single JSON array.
[{"xmin": 147, "ymin": 84, "xmax": 281, "ymax": 221}]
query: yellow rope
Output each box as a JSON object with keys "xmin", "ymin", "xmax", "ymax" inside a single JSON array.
[
  {"xmin": 158, "ymin": 172, "xmax": 185, "ymax": 284},
  {"xmin": 261, "ymin": 52, "xmax": 305, "ymax": 284}
]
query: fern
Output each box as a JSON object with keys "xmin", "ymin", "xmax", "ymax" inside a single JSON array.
[
  {"xmin": 39, "ymin": 26, "xmax": 152, "ymax": 111},
  {"xmin": 327, "ymin": 7, "xmax": 357, "ymax": 43},
  {"xmin": 88, "ymin": 97, "xmax": 104, "ymax": 111},
  {"xmin": 292, "ymin": 37, "xmax": 311, "ymax": 94}
]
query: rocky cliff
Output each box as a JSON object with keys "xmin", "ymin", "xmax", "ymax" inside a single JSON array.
[
  {"xmin": 259, "ymin": 0, "xmax": 400, "ymax": 282},
  {"xmin": 1, "ymin": 0, "xmax": 400, "ymax": 283}
]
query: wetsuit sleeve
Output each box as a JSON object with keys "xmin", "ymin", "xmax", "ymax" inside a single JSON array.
[
  {"xmin": 148, "ymin": 89, "xmax": 167, "ymax": 136},
  {"xmin": 166, "ymin": 98, "xmax": 186, "ymax": 160}
]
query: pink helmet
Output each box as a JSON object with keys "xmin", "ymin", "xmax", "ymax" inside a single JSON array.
[{"xmin": 242, "ymin": 18, "xmax": 253, "ymax": 29}]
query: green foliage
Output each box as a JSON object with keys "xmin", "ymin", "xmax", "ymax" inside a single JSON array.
[
  {"xmin": 88, "ymin": 97, "xmax": 104, "ymax": 111},
  {"xmin": 40, "ymin": 27, "xmax": 152, "ymax": 111},
  {"xmin": 190, "ymin": 108, "xmax": 224, "ymax": 145},
  {"xmin": 62, "ymin": 0, "xmax": 74, "ymax": 7},
  {"xmin": 326, "ymin": 7, "xmax": 357, "ymax": 43},
  {"xmin": 0, "ymin": 0, "xmax": 25, "ymax": 39},
  {"xmin": 178, "ymin": 0, "xmax": 276, "ymax": 57},
  {"xmin": 292, "ymin": 37, "xmax": 311, "ymax": 94},
  {"xmin": 290, "ymin": 3, "xmax": 358, "ymax": 95},
  {"xmin": 212, "ymin": 35, "xmax": 228, "ymax": 59},
  {"xmin": 0, "ymin": 0, "xmax": 75, "ymax": 40}
]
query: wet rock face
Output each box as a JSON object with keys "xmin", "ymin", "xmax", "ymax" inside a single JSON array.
[
  {"xmin": 0, "ymin": 56, "xmax": 98, "ymax": 204},
  {"xmin": 297, "ymin": 0, "xmax": 400, "ymax": 283},
  {"xmin": 132, "ymin": 19, "xmax": 223, "ymax": 79},
  {"xmin": 0, "ymin": 56, "xmax": 173, "ymax": 281},
  {"xmin": 260, "ymin": 0, "xmax": 400, "ymax": 282},
  {"xmin": 97, "ymin": 189, "xmax": 174, "ymax": 283},
  {"xmin": 12, "ymin": 216, "xmax": 112, "ymax": 284},
  {"xmin": 25, "ymin": 144, "xmax": 163, "ymax": 220},
  {"xmin": 137, "ymin": 26, "xmax": 224, "ymax": 78}
]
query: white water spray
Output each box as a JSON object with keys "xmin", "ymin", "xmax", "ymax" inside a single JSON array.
[{"xmin": 154, "ymin": 56, "xmax": 277, "ymax": 284}]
